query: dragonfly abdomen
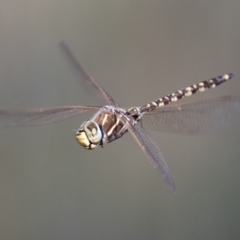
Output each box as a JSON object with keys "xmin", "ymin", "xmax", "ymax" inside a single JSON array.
[{"xmin": 140, "ymin": 73, "xmax": 234, "ymax": 113}]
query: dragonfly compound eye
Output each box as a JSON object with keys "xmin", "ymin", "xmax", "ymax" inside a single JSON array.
[{"xmin": 75, "ymin": 121, "xmax": 102, "ymax": 149}]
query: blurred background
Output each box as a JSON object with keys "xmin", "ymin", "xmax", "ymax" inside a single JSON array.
[{"xmin": 0, "ymin": 1, "xmax": 240, "ymax": 239}]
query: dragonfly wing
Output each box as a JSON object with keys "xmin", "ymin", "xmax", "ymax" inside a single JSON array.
[
  {"xmin": 60, "ymin": 41, "xmax": 117, "ymax": 107},
  {"xmin": 126, "ymin": 121, "xmax": 176, "ymax": 192},
  {"xmin": 0, "ymin": 106, "xmax": 100, "ymax": 127},
  {"xmin": 142, "ymin": 96, "xmax": 240, "ymax": 134}
]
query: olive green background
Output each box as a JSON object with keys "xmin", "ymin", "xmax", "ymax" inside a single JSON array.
[{"xmin": 0, "ymin": 1, "xmax": 240, "ymax": 240}]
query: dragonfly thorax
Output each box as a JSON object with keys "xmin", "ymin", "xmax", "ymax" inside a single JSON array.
[
  {"xmin": 76, "ymin": 105, "xmax": 134, "ymax": 150},
  {"xmin": 76, "ymin": 120, "xmax": 103, "ymax": 150}
]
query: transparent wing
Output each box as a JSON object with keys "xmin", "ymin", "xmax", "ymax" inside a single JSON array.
[
  {"xmin": 60, "ymin": 41, "xmax": 117, "ymax": 107},
  {"xmin": 0, "ymin": 106, "xmax": 100, "ymax": 127},
  {"xmin": 126, "ymin": 121, "xmax": 176, "ymax": 192},
  {"xmin": 142, "ymin": 96, "xmax": 240, "ymax": 134}
]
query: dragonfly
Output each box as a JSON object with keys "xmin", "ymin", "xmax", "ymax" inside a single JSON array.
[{"xmin": 0, "ymin": 42, "xmax": 239, "ymax": 192}]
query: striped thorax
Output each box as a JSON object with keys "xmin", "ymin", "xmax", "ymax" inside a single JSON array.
[{"xmin": 75, "ymin": 106, "xmax": 129, "ymax": 149}]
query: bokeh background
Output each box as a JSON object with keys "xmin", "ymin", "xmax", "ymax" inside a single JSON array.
[{"xmin": 0, "ymin": 1, "xmax": 240, "ymax": 240}]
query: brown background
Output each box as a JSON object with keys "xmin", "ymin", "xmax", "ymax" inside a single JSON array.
[{"xmin": 0, "ymin": 1, "xmax": 240, "ymax": 240}]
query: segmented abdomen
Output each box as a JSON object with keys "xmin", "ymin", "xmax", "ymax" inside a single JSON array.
[{"xmin": 140, "ymin": 73, "xmax": 234, "ymax": 113}]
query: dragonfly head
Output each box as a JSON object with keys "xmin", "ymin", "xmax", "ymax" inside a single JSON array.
[{"xmin": 75, "ymin": 121, "xmax": 103, "ymax": 150}]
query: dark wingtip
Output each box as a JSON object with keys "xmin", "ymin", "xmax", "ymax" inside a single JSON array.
[
  {"xmin": 164, "ymin": 175, "xmax": 177, "ymax": 193},
  {"xmin": 169, "ymin": 185, "xmax": 177, "ymax": 194}
]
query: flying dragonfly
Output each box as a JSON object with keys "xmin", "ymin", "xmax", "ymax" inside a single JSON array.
[{"xmin": 0, "ymin": 42, "xmax": 239, "ymax": 192}]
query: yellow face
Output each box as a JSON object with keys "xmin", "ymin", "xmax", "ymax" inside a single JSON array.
[{"xmin": 75, "ymin": 121, "xmax": 103, "ymax": 150}]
